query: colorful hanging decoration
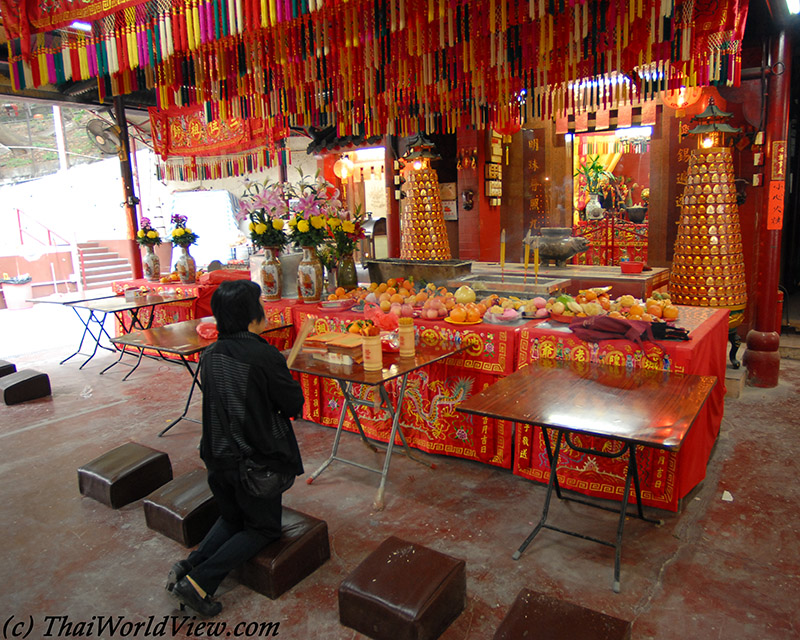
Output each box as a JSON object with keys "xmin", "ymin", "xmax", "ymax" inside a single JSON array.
[{"xmin": 2, "ymin": 0, "xmax": 750, "ymax": 138}]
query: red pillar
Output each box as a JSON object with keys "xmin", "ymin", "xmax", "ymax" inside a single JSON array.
[{"xmin": 742, "ymin": 31, "xmax": 791, "ymax": 387}]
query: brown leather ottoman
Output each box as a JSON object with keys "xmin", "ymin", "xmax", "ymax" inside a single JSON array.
[
  {"xmin": 0, "ymin": 369, "xmax": 50, "ymax": 405},
  {"xmin": 0, "ymin": 360, "xmax": 16, "ymax": 378},
  {"xmin": 338, "ymin": 536, "xmax": 466, "ymax": 640},
  {"xmin": 78, "ymin": 442, "xmax": 172, "ymax": 509},
  {"xmin": 143, "ymin": 468, "xmax": 219, "ymax": 547},
  {"xmin": 238, "ymin": 507, "xmax": 330, "ymax": 599},
  {"xmin": 493, "ymin": 588, "xmax": 632, "ymax": 640}
]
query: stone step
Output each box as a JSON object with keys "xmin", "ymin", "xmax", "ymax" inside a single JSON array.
[
  {"xmin": 76, "ymin": 242, "xmax": 100, "ymax": 250},
  {"xmin": 79, "ymin": 248, "xmax": 116, "ymax": 257},
  {"xmin": 84, "ymin": 271, "xmax": 131, "ymax": 286},
  {"xmin": 81, "ymin": 257, "xmax": 127, "ymax": 269},
  {"xmin": 83, "ymin": 261, "xmax": 131, "ymax": 275}
]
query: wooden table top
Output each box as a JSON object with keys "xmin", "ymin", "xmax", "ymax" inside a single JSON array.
[
  {"xmin": 67, "ymin": 292, "xmax": 197, "ymax": 313},
  {"xmin": 457, "ymin": 359, "xmax": 716, "ymax": 451},
  {"xmin": 287, "ymin": 341, "xmax": 465, "ymax": 387},
  {"xmin": 111, "ymin": 317, "xmax": 290, "ymax": 356}
]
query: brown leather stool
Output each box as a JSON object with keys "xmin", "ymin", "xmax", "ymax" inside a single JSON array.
[
  {"xmin": 0, "ymin": 369, "xmax": 50, "ymax": 405},
  {"xmin": 0, "ymin": 360, "xmax": 16, "ymax": 378},
  {"xmin": 338, "ymin": 536, "xmax": 466, "ymax": 640},
  {"xmin": 143, "ymin": 469, "xmax": 219, "ymax": 547},
  {"xmin": 238, "ymin": 507, "xmax": 330, "ymax": 599},
  {"xmin": 78, "ymin": 442, "xmax": 172, "ymax": 508},
  {"xmin": 493, "ymin": 589, "xmax": 632, "ymax": 640}
]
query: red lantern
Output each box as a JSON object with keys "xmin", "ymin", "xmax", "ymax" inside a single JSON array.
[{"xmin": 661, "ymin": 86, "xmax": 702, "ymax": 110}]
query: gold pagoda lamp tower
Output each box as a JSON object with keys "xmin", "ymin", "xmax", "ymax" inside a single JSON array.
[
  {"xmin": 400, "ymin": 133, "xmax": 452, "ymax": 260},
  {"xmin": 668, "ymin": 98, "xmax": 747, "ymax": 363}
]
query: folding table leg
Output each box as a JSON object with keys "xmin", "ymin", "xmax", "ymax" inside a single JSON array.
[
  {"xmin": 513, "ymin": 429, "xmax": 564, "ymax": 560},
  {"xmin": 159, "ymin": 360, "xmax": 202, "ymax": 436}
]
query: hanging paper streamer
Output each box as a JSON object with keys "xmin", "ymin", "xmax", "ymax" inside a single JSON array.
[{"xmin": 2, "ymin": 0, "xmax": 749, "ymax": 137}]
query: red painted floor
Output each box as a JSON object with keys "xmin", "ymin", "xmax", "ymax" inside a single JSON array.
[{"xmin": 1, "ymin": 304, "xmax": 799, "ymax": 639}]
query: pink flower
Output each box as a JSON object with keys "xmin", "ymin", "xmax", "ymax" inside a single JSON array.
[{"xmin": 297, "ymin": 192, "xmax": 321, "ymax": 219}]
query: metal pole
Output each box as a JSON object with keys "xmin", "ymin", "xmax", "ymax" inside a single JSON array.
[{"xmin": 114, "ymin": 96, "xmax": 144, "ymax": 280}]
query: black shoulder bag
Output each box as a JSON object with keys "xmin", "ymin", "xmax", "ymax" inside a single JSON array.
[{"xmin": 207, "ymin": 381, "xmax": 295, "ymax": 499}]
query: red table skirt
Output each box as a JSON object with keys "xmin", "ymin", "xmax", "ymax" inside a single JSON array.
[{"xmin": 169, "ymin": 296, "xmax": 727, "ymax": 509}]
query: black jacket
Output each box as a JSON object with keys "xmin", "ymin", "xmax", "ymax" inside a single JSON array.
[{"xmin": 199, "ymin": 331, "xmax": 304, "ymax": 476}]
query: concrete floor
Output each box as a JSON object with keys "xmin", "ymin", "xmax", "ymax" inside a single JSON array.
[{"xmin": 1, "ymin": 303, "xmax": 799, "ymax": 639}]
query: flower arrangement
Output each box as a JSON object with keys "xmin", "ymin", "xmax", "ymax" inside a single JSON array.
[
  {"xmin": 327, "ymin": 208, "xmax": 366, "ymax": 259},
  {"xmin": 136, "ymin": 217, "xmax": 162, "ymax": 246},
  {"xmin": 285, "ymin": 173, "xmax": 342, "ymax": 248},
  {"xmin": 239, "ymin": 180, "xmax": 289, "ymax": 251},
  {"xmin": 170, "ymin": 214, "xmax": 199, "ymax": 248}
]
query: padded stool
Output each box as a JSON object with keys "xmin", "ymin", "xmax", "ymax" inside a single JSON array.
[
  {"xmin": 493, "ymin": 589, "xmax": 632, "ymax": 640},
  {"xmin": 143, "ymin": 468, "xmax": 219, "ymax": 547},
  {"xmin": 0, "ymin": 369, "xmax": 50, "ymax": 405},
  {"xmin": 0, "ymin": 360, "xmax": 16, "ymax": 378},
  {"xmin": 338, "ymin": 536, "xmax": 466, "ymax": 640},
  {"xmin": 238, "ymin": 507, "xmax": 330, "ymax": 599},
  {"xmin": 78, "ymin": 442, "xmax": 172, "ymax": 508}
]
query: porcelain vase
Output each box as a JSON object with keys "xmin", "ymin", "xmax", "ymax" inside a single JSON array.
[
  {"xmin": 260, "ymin": 247, "xmax": 283, "ymax": 300},
  {"xmin": 585, "ymin": 193, "xmax": 605, "ymax": 220},
  {"xmin": 176, "ymin": 246, "xmax": 196, "ymax": 284},
  {"xmin": 143, "ymin": 245, "xmax": 161, "ymax": 282},
  {"xmin": 297, "ymin": 246, "xmax": 323, "ymax": 302}
]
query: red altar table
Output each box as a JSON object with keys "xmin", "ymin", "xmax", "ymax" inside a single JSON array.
[
  {"xmin": 288, "ymin": 304, "xmax": 518, "ymax": 469},
  {"xmin": 514, "ymin": 307, "xmax": 728, "ymax": 511}
]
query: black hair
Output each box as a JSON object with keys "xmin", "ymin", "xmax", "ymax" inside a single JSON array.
[{"xmin": 211, "ymin": 280, "xmax": 265, "ymax": 334}]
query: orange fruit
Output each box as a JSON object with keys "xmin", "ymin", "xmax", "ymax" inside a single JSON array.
[
  {"xmin": 608, "ymin": 311, "xmax": 623, "ymax": 319},
  {"xmin": 584, "ymin": 290, "xmax": 598, "ymax": 301},
  {"xmin": 377, "ymin": 283, "xmax": 388, "ymax": 293},
  {"xmin": 379, "ymin": 292, "xmax": 391, "ymax": 303},
  {"xmin": 379, "ymin": 300, "xmax": 392, "ymax": 312},
  {"xmin": 390, "ymin": 293, "xmax": 404, "ymax": 304},
  {"xmin": 387, "ymin": 278, "xmax": 397, "ymax": 288},
  {"xmin": 401, "ymin": 279, "xmax": 414, "ymax": 291},
  {"xmin": 476, "ymin": 302, "xmax": 487, "ymax": 315},
  {"xmin": 335, "ymin": 287, "xmax": 346, "ymax": 297},
  {"xmin": 415, "ymin": 291, "xmax": 428, "ymax": 304},
  {"xmin": 646, "ymin": 304, "xmax": 663, "ymax": 318},
  {"xmin": 629, "ymin": 304, "xmax": 644, "ymax": 316},
  {"xmin": 466, "ymin": 308, "xmax": 481, "ymax": 322},
  {"xmin": 386, "ymin": 287, "xmax": 397, "ymax": 296},
  {"xmin": 368, "ymin": 282, "xmax": 379, "ymax": 291},
  {"xmin": 328, "ymin": 293, "xmax": 337, "ymax": 301},
  {"xmin": 663, "ymin": 305, "xmax": 679, "ymax": 320},
  {"xmin": 449, "ymin": 307, "xmax": 467, "ymax": 322},
  {"xmin": 348, "ymin": 323, "xmax": 362, "ymax": 334}
]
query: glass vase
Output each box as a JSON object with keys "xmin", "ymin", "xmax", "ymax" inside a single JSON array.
[
  {"xmin": 585, "ymin": 193, "xmax": 605, "ymax": 220},
  {"xmin": 176, "ymin": 246, "xmax": 196, "ymax": 284},
  {"xmin": 297, "ymin": 246, "xmax": 323, "ymax": 302},
  {"xmin": 143, "ymin": 245, "xmax": 161, "ymax": 282},
  {"xmin": 260, "ymin": 247, "xmax": 283, "ymax": 301},
  {"xmin": 336, "ymin": 253, "xmax": 358, "ymax": 291}
]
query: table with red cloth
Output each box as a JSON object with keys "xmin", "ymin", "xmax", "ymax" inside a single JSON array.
[
  {"xmin": 287, "ymin": 303, "xmax": 519, "ymax": 469},
  {"xmin": 110, "ymin": 271, "xmax": 297, "ymax": 358},
  {"xmin": 513, "ymin": 307, "xmax": 728, "ymax": 511}
]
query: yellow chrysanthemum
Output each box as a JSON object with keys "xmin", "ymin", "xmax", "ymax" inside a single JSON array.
[
  {"xmin": 173, "ymin": 228, "xmax": 185, "ymax": 237},
  {"xmin": 137, "ymin": 229, "xmax": 145, "ymax": 238},
  {"xmin": 248, "ymin": 222, "xmax": 256, "ymax": 231},
  {"xmin": 327, "ymin": 218, "xmax": 341, "ymax": 228},
  {"xmin": 254, "ymin": 223, "xmax": 268, "ymax": 235},
  {"xmin": 342, "ymin": 220, "xmax": 356, "ymax": 234},
  {"xmin": 147, "ymin": 230, "xmax": 158, "ymax": 239},
  {"xmin": 272, "ymin": 218, "xmax": 285, "ymax": 231},
  {"xmin": 185, "ymin": 228, "xmax": 192, "ymax": 234},
  {"xmin": 310, "ymin": 215, "xmax": 325, "ymax": 229},
  {"xmin": 288, "ymin": 217, "xmax": 297, "ymax": 228},
  {"xmin": 297, "ymin": 219, "xmax": 310, "ymax": 233}
]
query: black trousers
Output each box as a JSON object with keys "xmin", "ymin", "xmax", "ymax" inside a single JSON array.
[{"xmin": 186, "ymin": 468, "xmax": 282, "ymax": 595}]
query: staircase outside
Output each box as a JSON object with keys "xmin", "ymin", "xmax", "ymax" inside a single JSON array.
[{"xmin": 77, "ymin": 242, "xmax": 132, "ymax": 290}]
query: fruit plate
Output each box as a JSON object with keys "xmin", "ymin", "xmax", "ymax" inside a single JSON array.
[
  {"xmin": 443, "ymin": 317, "xmax": 482, "ymax": 326},
  {"xmin": 318, "ymin": 299, "xmax": 358, "ymax": 311},
  {"xmin": 482, "ymin": 310, "xmax": 524, "ymax": 325},
  {"xmin": 548, "ymin": 313, "xmax": 579, "ymax": 324}
]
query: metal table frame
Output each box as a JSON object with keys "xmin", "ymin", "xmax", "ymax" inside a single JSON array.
[
  {"xmin": 457, "ymin": 361, "xmax": 716, "ymax": 592},
  {"xmin": 289, "ymin": 342, "xmax": 465, "ymax": 510}
]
